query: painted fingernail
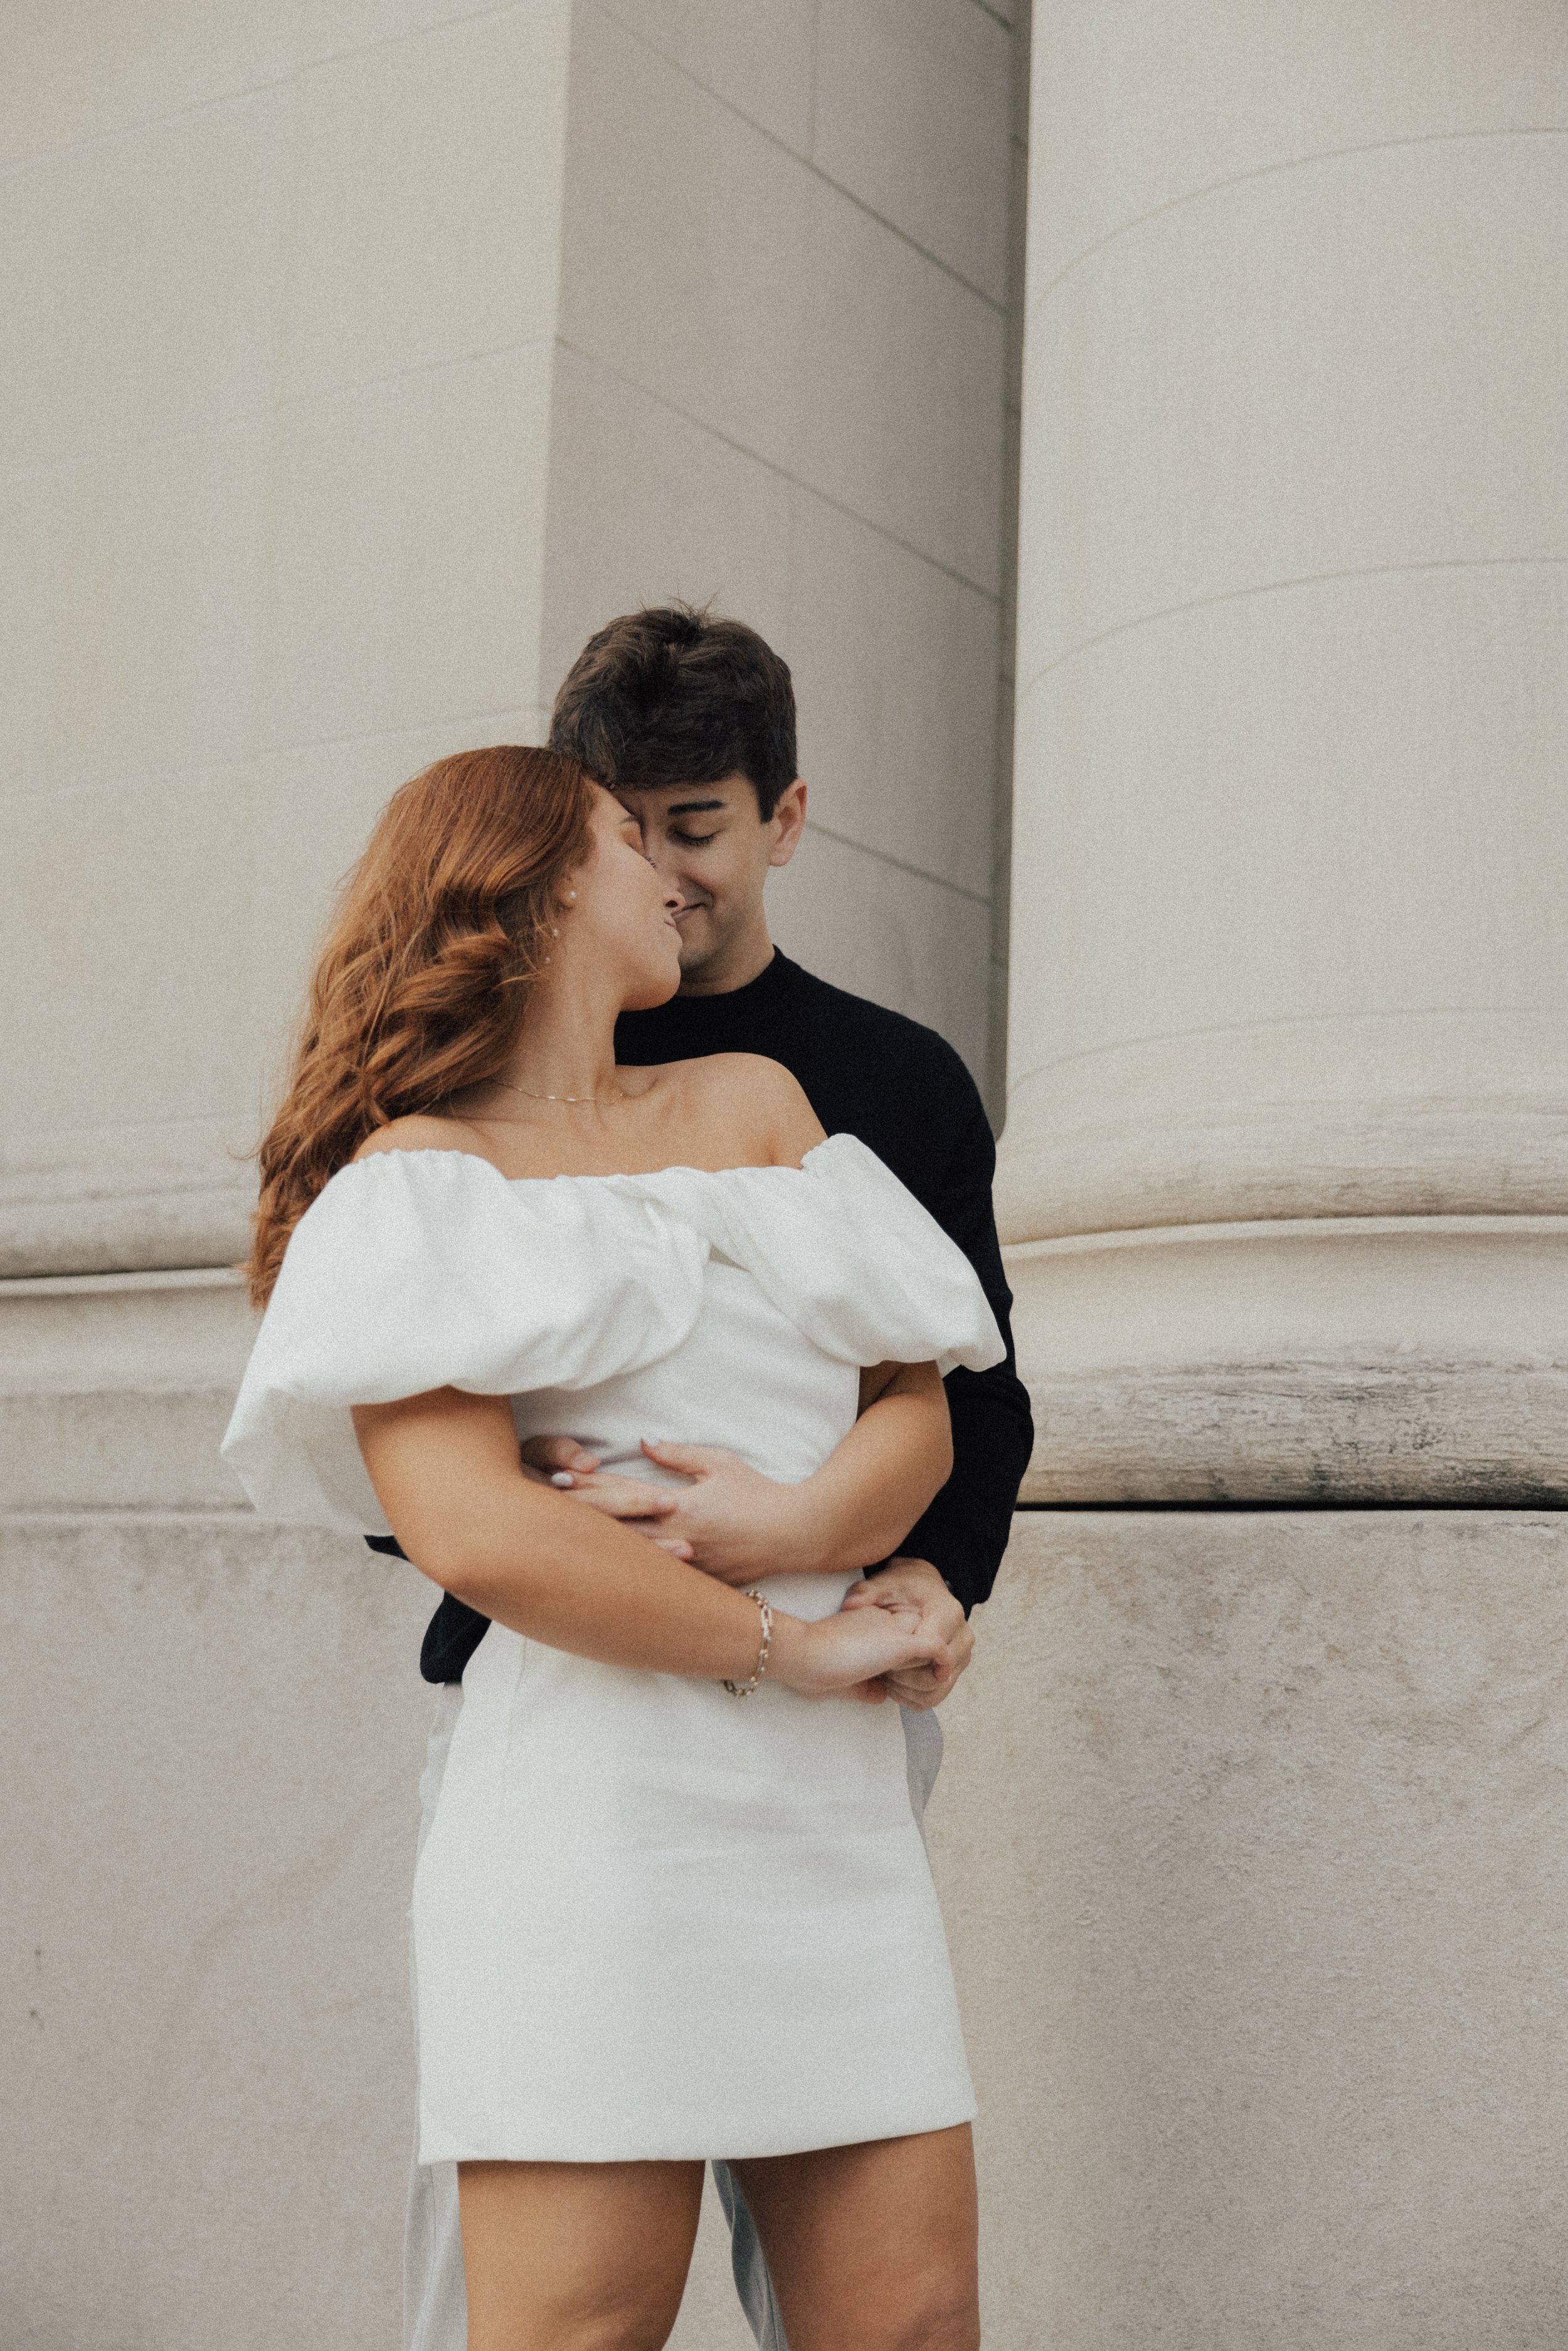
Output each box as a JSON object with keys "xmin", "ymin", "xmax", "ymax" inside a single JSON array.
[{"xmin": 550, "ymin": 1471, "xmax": 575, "ymax": 1488}]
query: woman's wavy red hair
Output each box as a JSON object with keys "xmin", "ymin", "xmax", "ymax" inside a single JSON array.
[{"xmin": 248, "ymin": 745, "xmax": 596, "ymax": 1304}]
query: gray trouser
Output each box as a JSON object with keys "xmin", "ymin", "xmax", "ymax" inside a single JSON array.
[{"xmin": 402, "ymin": 1690, "xmax": 944, "ymax": 2351}]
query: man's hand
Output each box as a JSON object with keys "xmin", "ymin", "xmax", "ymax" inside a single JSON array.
[{"xmin": 839, "ymin": 1558, "xmax": 972, "ymax": 1709}]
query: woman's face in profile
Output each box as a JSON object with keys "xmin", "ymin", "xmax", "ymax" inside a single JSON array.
[{"xmin": 563, "ymin": 787, "xmax": 683, "ymax": 1009}]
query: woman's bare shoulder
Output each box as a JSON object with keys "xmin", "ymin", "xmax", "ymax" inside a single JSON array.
[
  {"xmin": 351, "ymin": 1113, "xmax": 490, "ymax": 1164},
  {"xmin": 656, "ymin": 1052, "xmax": 825, "ymax": 1166},
  {"xmin": 672, "ymin": 1048, "xmax": 801, "ymax": 1096}
]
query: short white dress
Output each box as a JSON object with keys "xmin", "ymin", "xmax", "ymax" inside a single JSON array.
[{"xmin": 222, "ymin": 1135, "xmax": 1004, "ymax": 2163}]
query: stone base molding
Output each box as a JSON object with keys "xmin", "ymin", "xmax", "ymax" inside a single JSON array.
[
  {"xmin": 0, "ymin": 1268, "xmax": 254, "ymax": 1510},
  {"xmin": 0, "ymin": 1127, "xmax": 255, "ymax": 1281},
  {"xmin": 996, "ymin": 1012, "xmax": 1568, "ymax": 1246},
  {"xmin": 1006, "ymin": 1214, "xmax": 1568, "ymax": 1505}
]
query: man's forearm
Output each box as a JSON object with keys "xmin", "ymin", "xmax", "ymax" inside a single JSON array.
[{"xmin": 893, "ymin": 1359, "xmax": 1036, "ymax": 1612}]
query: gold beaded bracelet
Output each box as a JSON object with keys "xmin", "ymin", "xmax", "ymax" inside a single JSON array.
[{"xmin": 723, "ymin": 1588, "xmax": 773, "ymax": 1697}]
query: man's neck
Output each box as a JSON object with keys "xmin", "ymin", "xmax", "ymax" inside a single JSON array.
[{"xmin": 675, "ymin": 919, "xmax": 776, "ymax": 998}]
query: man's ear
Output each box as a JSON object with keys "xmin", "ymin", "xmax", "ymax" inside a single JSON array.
[{"xmin": 768, "ymin": 778, "xmax": 808, "ymax": 869}]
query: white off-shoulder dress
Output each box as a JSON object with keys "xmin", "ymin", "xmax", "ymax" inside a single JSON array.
[{"xmin": 223, "ymin": 1134, "xmax": 1004, "ymax": 2163}]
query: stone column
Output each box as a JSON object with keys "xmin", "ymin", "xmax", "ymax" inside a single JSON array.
[
  {"xmin": 961, "ymin": 6, "xmax": 1568, "ymax": 2343},
  {"xmin": 1000, "ymin": 0, "xmax": 1568, "ymax": 1499}
]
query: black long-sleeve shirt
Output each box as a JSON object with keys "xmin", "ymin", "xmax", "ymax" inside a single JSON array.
[{"xmin": 398, "ymin": 951, "xmax": 1035, "ymax": 1683}]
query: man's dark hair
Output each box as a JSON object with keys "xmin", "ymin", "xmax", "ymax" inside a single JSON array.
[{"xmin": 549, "ymin": 604, "xmax": 797, "ymax": 820}]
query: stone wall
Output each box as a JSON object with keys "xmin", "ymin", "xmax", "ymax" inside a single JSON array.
[{"xmin": 3, "ymin": 0, "xmax": 1017, "ymax": 1290}]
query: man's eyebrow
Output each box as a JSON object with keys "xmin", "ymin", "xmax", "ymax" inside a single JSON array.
[{"xmin": 662, "ymin": 797, "xmax": 728, "ymax": 815}]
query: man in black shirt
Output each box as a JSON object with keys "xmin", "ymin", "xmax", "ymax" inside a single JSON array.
[
  {"xmin": 415, "ymin": 607, "xmax": 1032, "ymax": 1696},
  {"xmin": 400, "ymin": 607, "xmax": 1033, "ymax": 2351}
]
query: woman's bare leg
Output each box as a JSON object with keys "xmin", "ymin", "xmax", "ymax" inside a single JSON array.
[
  {"xmin": 728, "ymin": 2123, "xmax": 979, "ymax": 2351},
  {"xmin": 457, "ymin": 2159, "xmax": 705, "ymax": 2351}
]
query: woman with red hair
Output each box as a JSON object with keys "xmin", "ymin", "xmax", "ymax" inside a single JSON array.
[{"xmin": 224, "ymin": 746, "xmax": 1000, "ymax": 2351}]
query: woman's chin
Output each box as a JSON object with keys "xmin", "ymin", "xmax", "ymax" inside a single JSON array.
[{"xmin": 622, "ymin": 956, "xmax": 683, "ymax": 1013}]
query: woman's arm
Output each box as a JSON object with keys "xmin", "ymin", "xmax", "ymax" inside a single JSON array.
[
  {"xmin": 639, "ymin": 1358, "xmax": 951, "ymax": 1584},
  {"xmin": 530, "ymin": 1358, "xmax": 953, "ymax": 1588},
  {"xmin": 800, "ymin": 1356, "xmax": 954, "ymax": 1569},
  {"xmin": 351, "ymin": 1386, "xmax": 950, "ymax": 1696}
]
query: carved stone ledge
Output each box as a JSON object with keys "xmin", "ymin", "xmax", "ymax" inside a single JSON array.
[
  {"xmin": 0, "ymin": 1268, "xmax": 256, "ymax": 1511},
  {"xmin": 1006, "ymin": 1214, "xmax": 1568, "ymax": 1504}
]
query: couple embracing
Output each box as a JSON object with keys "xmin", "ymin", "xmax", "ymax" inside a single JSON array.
[{"xmin": 224, "ymin": 605, "xmax": 1034, "ymax": 2351}]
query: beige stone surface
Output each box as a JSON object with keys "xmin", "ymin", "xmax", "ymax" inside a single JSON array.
[
  {"xmin": 11, "ymin": 1507, "xmax": 1565, "ymax": 2348},
  {"xmin": 1004, "ymin": 541, "xmax": 1568, "ymax": 1234},
  {"xmin": 3, "ymin": 6, "xmax": 575, "ymax": 1282},
  {"xmin": 2, "ymin": 420, "xmax": 271, "ymax": 791},
  {"xmin": 0, "ymin": 90, "xmax": 289, "ymax": 470},
  {"xmin": 537, "ymin": 346, "xmax": 795, "ymax": 689},
  {"xmin": 930, "ymin": 1509, "xmax": 1568, "ymax": 2350},
  {"xmin": 1029, "ymin": 0, "xmax": 1568, "ymax": 287},
  {"xmin": 999, "ymin": 1007, "xmax": 1568, "ymax": 1244},
  {"xmin": 813, "ymin": 0, "xmax": 1012, "ymax": 300},
  {"xmin": 5, "ymin": 0, "xmax": 1014, "ymax": 1277},
  {"xmin": 1021, "ymin": 134, "xmax": 1568, "ymax": 675},
  {"xmin": 0, "ymin": 1271, "xmax": 253, "ymax": 1512},
  {"xmin": 1004, "ymin": 7, "xmax": 1568, "ymax": 1477},
  {"xmin": 1009, "ymin": 561, "xmax": 1568, "ymax": 1068},
  {"xmin": 1005, "ymin": 1216, "xmax": 1568, "ymax": 1505},
  {"xmin": 277, "ymin": 6, "xmax": 570, "ymax": 403},
  {"xmin": 262, "ymin": 346, "xmax": 557, "ymax": 748},
  {"xmin": 559, "ymin": 4, "xmax": 1004, "ymax": 593},
  {"xmin": 591, "ymin": 0, "xmax": 818, "ymax": 154},
  {"xmin": 3, "ymin": 772, "xmax": 259, "ymax": 1136},
  {"xmin": 787, "ymin": 492, "xmax": 999, "ymax": 901},
  {"xmin": 0, "ymin": 3, "xmax": 510, "ymax": 163},
  {"xmin": 1, "ymin": 1512, "xmax": 434, "ymax": 2351}
]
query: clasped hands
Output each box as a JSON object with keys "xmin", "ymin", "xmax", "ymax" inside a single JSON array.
[{"xmin": 521, "ymin": 1436, "xmax": 972, "ymax": 1709}]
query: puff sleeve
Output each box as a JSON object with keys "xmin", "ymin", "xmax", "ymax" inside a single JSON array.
[
  {"xmin": 221, "ymin": 1150, "xmax": 709, "ymax": 1534},
  {"xmin": 617, "ymin": 1135, "xmax": 1005, "ymax": 1378}
]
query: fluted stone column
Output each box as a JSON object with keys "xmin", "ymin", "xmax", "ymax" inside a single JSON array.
[
  {"xmin": 961, "ymin": 7, "xmax": 1568, "ymax": 2343},
  {"xmin": 1001, "ymin": 0, "xmax": 1568, "ymax": 1495},
  {"xmin": 1000, "ymin": 1, "xmax": 1568, "ymax": 1499}
]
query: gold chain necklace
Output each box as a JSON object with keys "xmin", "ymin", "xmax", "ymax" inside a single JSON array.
[{"xmin": 495, "ymin": 1078, "xmax": 630, "ymax": 1108}]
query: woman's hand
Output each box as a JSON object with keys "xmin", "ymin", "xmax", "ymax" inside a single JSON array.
[
  {"xmin": 522, "ymin": 1435, "xmax": 815, "ymax": 1582},
  {"xmin": 521, "ymin": 1390, "xmax": 951, "ymax": 1586},
  {"xmin": 769, "ymin": 1586, "xmax": 951, "ymax": 1704},
  {"xmin": 519, "ymin": 1438, "xmax": 696, "ymax": 1561},
  {"xmin": 356, "ymin": 1389, "xmax": 816, "ymax": 1687}
]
